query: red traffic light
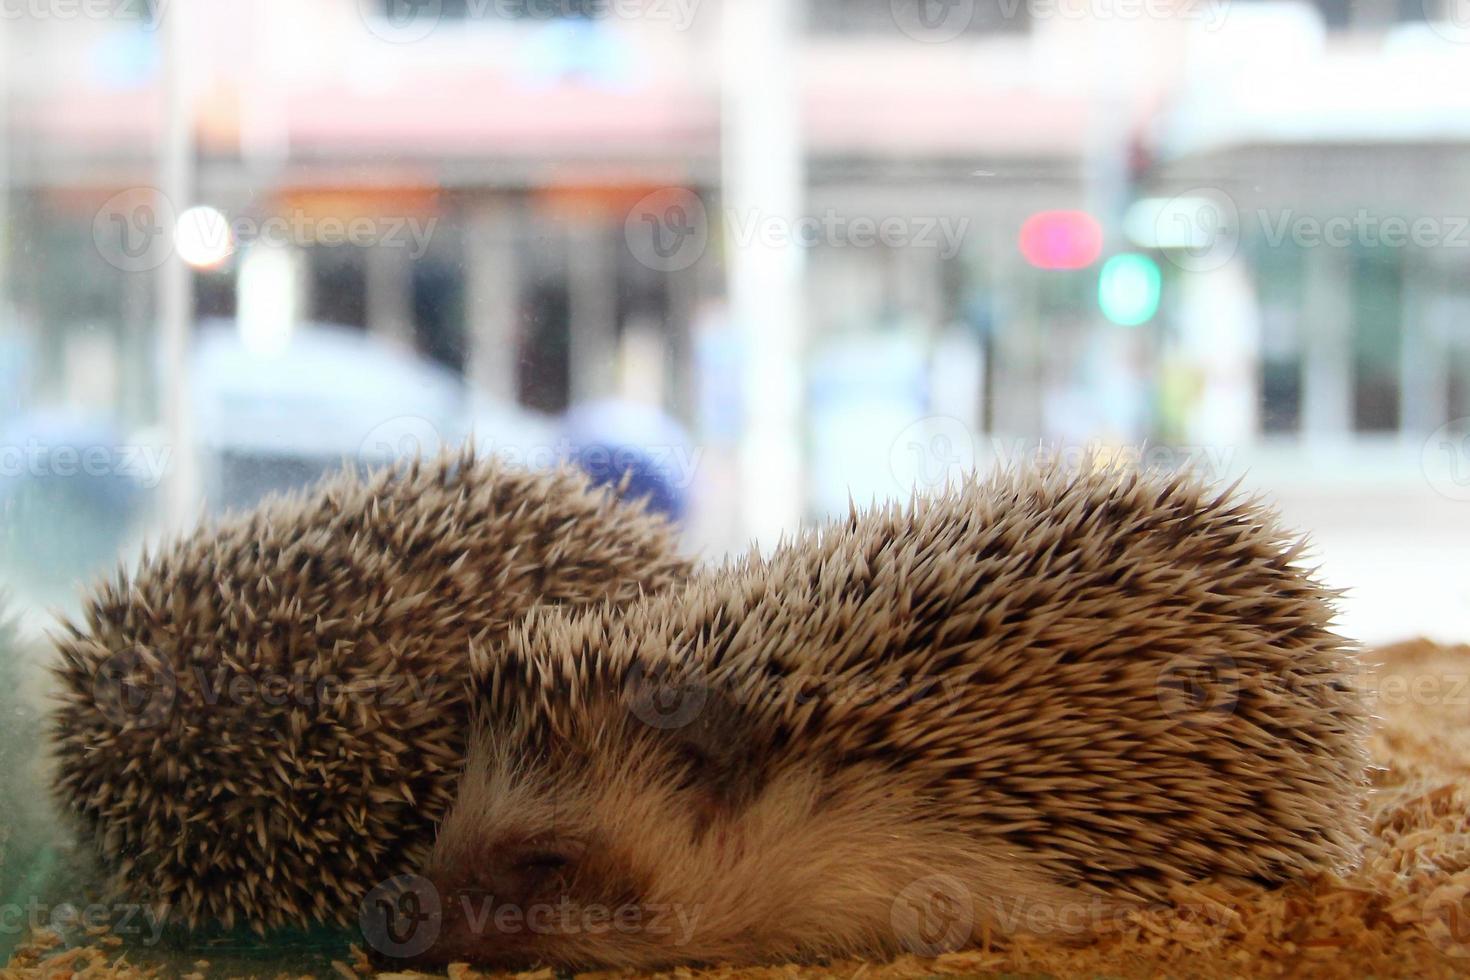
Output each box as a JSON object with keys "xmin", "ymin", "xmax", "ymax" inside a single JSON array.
[{"xmin": 1019, "ymin": 210, "xmax": 1104, "ymax": 270}]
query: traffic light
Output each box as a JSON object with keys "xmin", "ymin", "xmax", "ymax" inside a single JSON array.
[
  {"xmin": 1097, "ymin": 253, "xmax": 1161, "ymax": 326},
  {"xmin": 1018, "ymin": 210, "xmax": 1103, "ymax": 270}
]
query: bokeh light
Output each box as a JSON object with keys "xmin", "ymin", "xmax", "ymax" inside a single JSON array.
[
  {"xmin": 1098, "ymin": 254, "xmax": 1163, "ymax": 327},
  {"xmin": 1018, "ymin": 211, "xmax": 1104, "ymax": 270},
  {"xmin": 174, "ymin": 206, "xmax": 234, "ymax": 270}
]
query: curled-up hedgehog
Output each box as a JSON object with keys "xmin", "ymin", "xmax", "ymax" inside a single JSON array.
[
  {"xmin": 50, "ymin": 447, "xmax": 690, "ymax": 932},
  {"xmin": 379, "ymin": 465, "xmax": 1368, "ymax": 971}
]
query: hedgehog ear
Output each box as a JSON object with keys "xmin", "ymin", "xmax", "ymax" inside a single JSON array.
[
  {"xmin": 664, "ymin": 688, "xmax": 767, "ymax": 815},
  {"xmin": 619, "ymin": 661, "xmax": 768, "ymax": 813}
]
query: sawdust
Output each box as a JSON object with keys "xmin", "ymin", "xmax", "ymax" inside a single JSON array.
[{"xmin": 6, "ymin": 640, "xmax": 1470, "ymax": 979}]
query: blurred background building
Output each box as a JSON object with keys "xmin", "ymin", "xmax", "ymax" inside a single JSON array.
[{"xmin": 2, "ymin": 0, "xmax": 1470, "ymax": 642}]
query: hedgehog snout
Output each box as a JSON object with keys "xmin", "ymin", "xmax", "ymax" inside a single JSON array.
[
  {"xmin": 372, "ymin": 856, "xmax": 565, "ymax": 972},
  {"xmin": 418, "ymin": 829, "xmax": 585, "ymax": 913},
  {"xmin": 467, "ymin": 841, "xmax": 580, "ymax": 908},
  {"xmin": 393, "ymin": 839, "xmax": 649, "ymax": 972}
]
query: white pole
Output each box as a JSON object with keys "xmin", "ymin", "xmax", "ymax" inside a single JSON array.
[
  {"xmin": 159, "ymin": 0, "xmax": 198, "ymax": 526},
  {"xmin": 723, "ymin": 0, "xmax": 804, "ymax": 547},
  {"xmin": 465, "ymin": 206, "xmax": 520, "ymax": 407},
  {"xmin": 568, "ymin": 223, "xmax": 617, "ymax": 405},
  {"xmin": 0, "ymin": 16, "xmax": 10, "ymax": 327},
  {"xmin": 1301, "ymin": 246, "xmax": 1353, "ymax": 443}
]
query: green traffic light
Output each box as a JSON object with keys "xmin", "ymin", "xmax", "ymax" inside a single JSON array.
[{"xmin": 1098, "ymin": 254, "xmax": 1161, "ymax": 327}]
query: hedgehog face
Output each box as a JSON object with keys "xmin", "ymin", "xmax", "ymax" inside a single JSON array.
[
  {"xmin": 383, "ymin": 687, "xmax": 776, "ymax": 970},
  {"xmin": 383, "ymin": 674, "xmax": 1105, "ymax": 971}
]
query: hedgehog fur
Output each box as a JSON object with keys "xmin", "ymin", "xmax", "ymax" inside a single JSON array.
[
  {"xmin": 390, "ymin": 464, "xmax": 1369, "ymax": 971},
  {"xmin": 50, "ymin": 447, "xmax": 690, "ymax": 933}
]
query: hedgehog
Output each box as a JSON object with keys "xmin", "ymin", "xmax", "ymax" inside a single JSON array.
[
  {"xmin": 49, "ymin": 446, "xmax": 691, "ymax": 933},
  {"xmin": 374, "ymin": 464, "xmax": 1369, "ymax": 972}
]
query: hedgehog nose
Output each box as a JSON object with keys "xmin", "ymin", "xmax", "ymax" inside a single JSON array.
[{"xmin": 487, "ymin": 847, "xmax": 576, "ymax": 905}]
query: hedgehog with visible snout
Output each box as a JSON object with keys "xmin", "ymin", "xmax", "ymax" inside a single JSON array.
[
  {"xmin": 49, "ymin": 447, "xmax": 690, "ymax": 933},
  {"xmin": 384, "ymin": 464, "xmax": 1369, "ymax": 972}
]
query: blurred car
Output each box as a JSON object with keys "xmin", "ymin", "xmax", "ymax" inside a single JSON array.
[
  {"xmin": 0, "ymin": 410, "xmax": 149, "ymax": 591},
  {"xmin": 560, "ymin": 399, "xmax": 695, "ymax": 521},
  {"xmin": 192, "ymin": 319, "xmax": 546, "ymax": 512}
]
